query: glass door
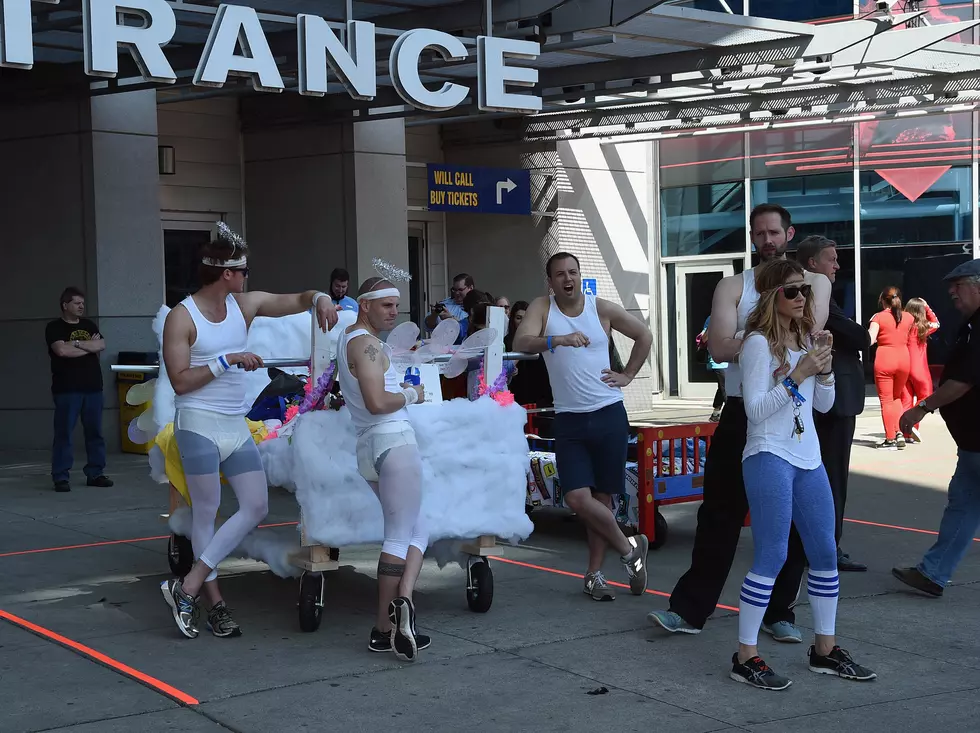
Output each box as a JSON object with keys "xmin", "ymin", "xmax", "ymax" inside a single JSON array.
[{"xmin": 674, "ymin": 262, "xmax": 734, "ymax": 399}]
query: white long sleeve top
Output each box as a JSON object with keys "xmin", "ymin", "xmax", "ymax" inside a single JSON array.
[{"xmin": 740, "ymin": 332, "xmax": 835, "ymax": 470}]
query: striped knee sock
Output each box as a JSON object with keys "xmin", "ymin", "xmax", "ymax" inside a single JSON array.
[
  {"xmin": 807, "ymin": 569, "xmax": 839, "ymax": 636},
  {"xmin": 738, "ymin": 572, "xmax": 775, "ymax": 646}
]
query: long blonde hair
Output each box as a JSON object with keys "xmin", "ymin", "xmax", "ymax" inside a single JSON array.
[
  {"xmin": 744, "ymin": 259, "xmax": 816, "ymax": 369},
  {"xmin": 904, "ymin": 298, "xmax": 931, "ymax": 343}
]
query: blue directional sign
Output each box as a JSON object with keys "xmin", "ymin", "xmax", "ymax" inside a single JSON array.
[
  {"xmin": 427, "ymin": 164, "xmax": 531, "ymax": 215},
  {"xmin": 582, "ymin": 279, "xmax": 597, "ymax": 296}
]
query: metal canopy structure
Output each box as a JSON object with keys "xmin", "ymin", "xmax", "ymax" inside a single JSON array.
[{"xmin": 4, "ymin": 0, "xmax": 980, "ymax": 134}]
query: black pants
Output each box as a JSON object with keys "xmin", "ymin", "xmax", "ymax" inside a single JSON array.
[
  {"xmin": 669, "ymin": 398, "xmax": 806, "ymax": 629},
  {"xmin": 712, "ymin": 370, "xmax": 726, "ymax": 410},
  {"xmin": 814, "ymin": 411, "xmax": 856, "ymax": 547}
]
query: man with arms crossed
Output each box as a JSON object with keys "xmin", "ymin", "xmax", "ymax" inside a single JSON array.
[
  {"xmin": 649, "ymin": 204, "xmax": 831, "ymax": 639},
  {"xmin": 161, "ymin": 231, "xmax": 338, "ymax": 639},
  {"xmin": 337, "ymin": 276, "xmax": 430, "ymax": 661},
  {"xmin": 798, "ymin": 236, "xmax": 870, "ymax": 572},
  {"xmin": 515, "ymin": 252, "xmax": 654, "ymax": 601}
]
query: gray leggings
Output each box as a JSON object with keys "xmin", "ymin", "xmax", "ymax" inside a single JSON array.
[{"xmin": 174, "ymin": 428, "xmax": 268, "ymax": 582}]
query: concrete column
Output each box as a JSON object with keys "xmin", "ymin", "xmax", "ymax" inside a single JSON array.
[
  {"xmin": 243, "ymin": 118, "xmax": 408, "ymax": 302},
  {"xmin": 0, "ymin": 90, "xmax": 163, "ymax": 451}
]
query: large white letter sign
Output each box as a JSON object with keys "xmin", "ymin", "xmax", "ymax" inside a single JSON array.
[
  {"xmin": 1, "ymin": 0, "xmax": 59, "ymax": 69},
  {"xmin": 194, "ymin": 4, "xmax": 283, "ymax": 92},
  {"xmin": 390, "ymin": 29, "xmax": 469, "ymax": 112},
  {"xmin": 478, "ymin": 36, "xmax": 541, "ymax": 114},
  {"xmin": 82, "ymin": 0, "xmax": 176, "ymax": 82},
  {"xmin": 297, "ymin": 17, "xmax": 375, "ymax": 99}
]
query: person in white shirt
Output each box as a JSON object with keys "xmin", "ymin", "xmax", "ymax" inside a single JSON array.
[
  {"xmin": 514, "ymin": 252, "xmax": 653, "ymax": 602},
  {"xmin": 160, "ymin": 226, "xmax": 338, "ymax": 640},
  {"xmin": 337, "ymin": 276, "xmax": 429, "ymax": 662},
  {"xmin": 731, "ymin": 259, "xmax": 876, "ymax": 690}
]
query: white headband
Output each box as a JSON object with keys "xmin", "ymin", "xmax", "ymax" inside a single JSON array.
[
  {"xmin": 202, "ymin": 256, "xmax": 247, "ymax": 268},
  {"xmin": 359, "ymin": 288, "xmax": 400, "ymax": 301}
]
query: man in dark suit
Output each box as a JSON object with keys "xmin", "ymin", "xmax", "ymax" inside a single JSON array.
[{"xmin": 798, "ymin": 237, "xmax": 870, "ymax": 572}]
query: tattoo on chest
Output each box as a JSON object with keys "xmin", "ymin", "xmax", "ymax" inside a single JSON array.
[{"xmin": 364, "ymin": 344, "xmax": 379, "ymax": 362}]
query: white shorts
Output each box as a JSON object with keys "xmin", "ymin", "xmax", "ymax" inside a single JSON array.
[
  {"xmin": 356, "ymin": 421, "xmax": 417, "ymax": 483},
  {"xmin": 175, "ymin": 407, "xmax": 252, "ymax": 463}
]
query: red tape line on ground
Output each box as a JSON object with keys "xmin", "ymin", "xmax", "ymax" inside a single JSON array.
[
  {"xmin": 490, "ymin": 555, "xmax": 741, "ymax": 613},
  {"xmin": 0, "ymin": 609, "xmax": 199, "ymax": 706}
]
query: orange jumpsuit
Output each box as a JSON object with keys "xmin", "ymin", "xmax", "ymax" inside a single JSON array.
[
  {"xmin": 871, "ymin": 310, "xmax": 914, "ymax": 440},
  {"xmin": 901, "ymin": 305, "xmax": 939, "ymax": 436}
]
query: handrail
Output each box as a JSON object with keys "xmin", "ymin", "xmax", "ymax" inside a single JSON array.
[{"xmin": 110, "ymin": 352, "xmax": 540, "ymax": 373}]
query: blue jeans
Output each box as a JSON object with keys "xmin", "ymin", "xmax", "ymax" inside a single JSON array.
[
  {"xmin": 919, "ymin": 449, "xmax": 980, "ymax": 587},
  {"xmin": 52, "ymin": 391, "xmax": 106, "ymax": 483}
]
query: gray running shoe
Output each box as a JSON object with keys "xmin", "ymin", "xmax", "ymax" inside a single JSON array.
[
  {"xmin": 206, "ymin": 601, "xmax": 242, "ymax": 638},
  {"xmin": 730, "ymin": 654, "xmax": 792, "ymax": 691},
  {"xmin": 621, "ymin": 534, "xmax": 650, "ymax": 595},
  {"xmin": 647, "ymin": 609, "xmax": 701, "ymax": 635},
  {"xmin": 161, "ymin": 578, "xmax": 199, "ymax": 639},
  {"xmin": 584, "ymin": 571, "xmax": 616, "ymax": 601}
]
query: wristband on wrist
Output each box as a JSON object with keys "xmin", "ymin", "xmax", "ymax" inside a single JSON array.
[
  {"xmin": 208, "ymin": 354, "xmax": 231, "ymax": 378},
  {"xmin": 312, "ymin": 291, "xmax": 329, "ymax": 307},
  {"xmin": 402, "ymin": 387, "xmax": 419, "ymax": 407},
  {"xmin": 547, "ymin": 335, "xmax": 555, "ymax": 352}
]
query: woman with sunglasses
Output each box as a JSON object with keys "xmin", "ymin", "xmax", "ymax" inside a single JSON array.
[{"xmin": 732, "ymin": 259, "xmax": 877, "ymax": 690}]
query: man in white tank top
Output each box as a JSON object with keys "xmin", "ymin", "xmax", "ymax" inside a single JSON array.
[
  {"xmin": 514, "ymin": 252, "xmax": 654, "ymax": 602},
  {"xmin": 160, "ymin": 225, "xmax": 339, "ymax": 640},
  {"xmin": 336, "ymin": 277, "xmax": 429, "ymax": 662},
  {"xmin": 649, "ymin": 204, "xmax": 832, "ymax": 639}
]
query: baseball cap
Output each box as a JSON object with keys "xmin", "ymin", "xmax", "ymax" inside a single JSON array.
[{"xmin": 943, "ymin": 258, "xmax": 980, "ymax": 281}]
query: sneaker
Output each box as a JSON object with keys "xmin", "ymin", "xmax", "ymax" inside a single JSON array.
[
  {"xmin": 876, "ymin": 439, "xmax": 898, "ymax": 451},
  {"xmin": 53, "ymin": 481, "xmax": 70, "ymax": 493},
  {"xmin": 762, "ymin": 621, "xmax": 803, "ymax": 643},
  {"xmin": 837, "ymin": 550, "xmax": 868, "ymax": 572},
  {"xmin": 86, "ymin": 475, "xmax": 114, "ymax": 487},
  {"xmin": 206, "ymin": 601, "xmax": 242, "ymax": 638},
  {"xmin": 160, "ymin": 578, "xmax": 199, "ymax": 639},
  {"xmin": 911, "ymin": 426, "xmax": 922, "ymax": 443},
  {"xmin": 369, "ymin": 626, "xmax": 431, "ymax": 653},
  {"xmin": 388, "ymin": 597, "xmax": 418, "ymax": 662},
  {"xmin": 646, "ymin": 609, "xmax": 701, "ymax": 635},
  {"xmin": 808, "ymin": 645, "xmax": 877, "ymax": 681},
  {"xmin": 709, "ymin": 409, "xmax": 722, "ymax": 423},
  {"xmin": 895, "ymin": 434, "xmax": 906, "ymax": 450},
  {"xmin": 584, "ymin": 571, "xmax": 616, "ymax": 601},
  {"xmin": 730, "ymin": 653, "xmax": 792, "ymax": 690},
  {"xmin": 620, "ymin": 534, "xmax": 649, "ymax": 595},
  {"xmin": 891, "ymin": 566, "xmax": 944, "ymax": 597}
]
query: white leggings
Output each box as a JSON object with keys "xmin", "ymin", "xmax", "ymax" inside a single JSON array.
[{"xmin": 369, "ymin": 444, "xmax": 428, "ymax": 560}]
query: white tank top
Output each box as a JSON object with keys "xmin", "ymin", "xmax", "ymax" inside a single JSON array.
[
  {"xmin": 337, "ymin": 327, "xmax": 410, "ymax": 435},
  {"xmin": 541, "ymin": 294, "xmax": 624, "ymax": 414},
  {"xmin": 725, "ymin": 268, "xmax": 760, "ymax": 398},
  {"xmin": 173, "ymin": 293, "xmax": 250, "ymax": 415}
]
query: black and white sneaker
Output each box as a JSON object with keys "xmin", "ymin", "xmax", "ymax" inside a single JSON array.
[
  {"xmin": 730, "ymin": 654, "xmax": 792, "ymax": 691},
  {"xmin": 388, "ymin": 597, "xmax": 419, "ymax": 662},
  {"xmin": 206, "ymin": 601, "xmax": 242, "ymax": 638},
  {"xmin": 369, "ymin": 626, "xmax": 431, "ymax": 653},
  {"xmin": 808, "ymin": 646, "xmax": 877, "ymax": 681},
  {"xmin": 160, "ymin": 578, "xmax": 199, "ymax": 639}
]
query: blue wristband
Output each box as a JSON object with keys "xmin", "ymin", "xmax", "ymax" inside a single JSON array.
[{"xmin": 547, "ymin": 336, "xmax": 554, "ymax": 352}]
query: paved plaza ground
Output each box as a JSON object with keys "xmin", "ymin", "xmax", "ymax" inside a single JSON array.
[{"xmin": 1, "ymin": 400, "xmax": 976, "ymax": 732}]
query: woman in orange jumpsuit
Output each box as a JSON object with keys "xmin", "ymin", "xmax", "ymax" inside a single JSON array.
[
  {"xmin": 868, "ymin": 287, "xmax": 914, "ymax": 450},
  {"xmin": 900, "ymin": 298, "xmax": 940, "ymax": 443}
]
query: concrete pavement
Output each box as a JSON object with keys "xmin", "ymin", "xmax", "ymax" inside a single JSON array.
[{"xmin": 0, "ymin": 403, "xmax": 976, "ymax": 732}]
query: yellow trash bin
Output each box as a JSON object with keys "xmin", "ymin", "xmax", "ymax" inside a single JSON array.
[{"xmin": 116, "ymin": 351, "xmax": 157, "ymax": 455}]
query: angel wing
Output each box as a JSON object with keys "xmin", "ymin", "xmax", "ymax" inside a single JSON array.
[
  {"xmin": 442, "ymin": 328, "xmax": 499, "ymax": 378},
  {"xmin": 385, "ymin": 322, "xmax": 421, "ymax": 365},
  {"xmin": 413, "ymin": 318, "xmax": 460, "ymax": 361}
]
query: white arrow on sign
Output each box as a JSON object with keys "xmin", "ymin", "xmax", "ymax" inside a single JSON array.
[{"xmin": 496, "ymin": 178, "xmax": 517, "ymax": 205}]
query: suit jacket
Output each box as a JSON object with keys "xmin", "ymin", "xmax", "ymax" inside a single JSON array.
[{"xmin": 825, "ymin": 297, "xmax": 871, "ymax": 418}]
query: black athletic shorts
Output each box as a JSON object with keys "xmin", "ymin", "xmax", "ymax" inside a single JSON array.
[{"xmin": 553, "ymin": 401, "xmax": 629, "ymax": 495}]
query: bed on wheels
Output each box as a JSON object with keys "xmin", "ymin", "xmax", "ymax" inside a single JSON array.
[{"xmin": 114, "ymin": 304, "xmax": 534, "ymax": 632}]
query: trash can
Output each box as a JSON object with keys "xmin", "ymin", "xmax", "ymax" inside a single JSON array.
[{"xmin": 116, "ymin": 350, "xmax": 158, "ymax": 455}]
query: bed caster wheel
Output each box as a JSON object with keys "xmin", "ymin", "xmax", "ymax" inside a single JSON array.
[
  {"xmin": 167, "ymin": 533, "xmax": 194, "ymax": 578},
  {"xmin": 297, "ymin": 571, "xmax": 325, "ymax": 632},
  {"xmin": 465, "ymin": 557, "xmax": 494, "ymax": 613},
  {"xmin": 650, "ymin": 511, "xmax": 669, "ymax": 550}
]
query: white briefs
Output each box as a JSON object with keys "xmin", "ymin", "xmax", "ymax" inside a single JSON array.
[
  {"xmin": 175, "ymin": 407, "xmax": 253, "ymax": 463},
  {"xmin": 355, "ymin": 421, "xmax": 417, "ymax": 483}
]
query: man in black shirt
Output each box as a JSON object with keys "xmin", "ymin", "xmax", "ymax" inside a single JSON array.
[
  {"xmin": 892, "ymin": 259, "xmax": 980, "ymax": 596},
  {"xmin": 45, "ymin": 287, "xmax": 112, "ymax": 492}
]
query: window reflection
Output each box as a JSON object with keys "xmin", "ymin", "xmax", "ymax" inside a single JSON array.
[
  {"xmin": 750, "ymin": 173, "xmax": 855, "ymax": 244},
  {"xmin": 661, "ymin": 182, "xmax": 746, "ymax": 257}
]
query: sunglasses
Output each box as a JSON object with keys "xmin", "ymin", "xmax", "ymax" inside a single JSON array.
[
  {"xmin": 779, "ymin": 284, "xmax": 811, "ymax": 300},
  {"xmin": 229, "ymin": 267, "xmax": 249, "ymax": 277}
]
